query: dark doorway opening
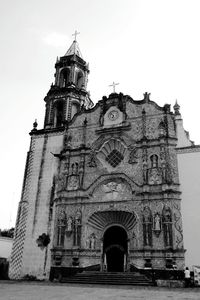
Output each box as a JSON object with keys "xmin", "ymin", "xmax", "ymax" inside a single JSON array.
[{"xmin": 103, "ymin": 226, "xmax": 127, "ymax": 272}]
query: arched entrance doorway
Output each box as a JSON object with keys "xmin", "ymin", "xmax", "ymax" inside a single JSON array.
[{"xmin": 103, "ymin": 226, "xmax": 127, "ymax": 272}]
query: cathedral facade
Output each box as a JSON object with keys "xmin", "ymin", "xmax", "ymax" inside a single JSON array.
[{"xmin": 9, "ymin": 40, "xmax": 185, "ymax": 280}]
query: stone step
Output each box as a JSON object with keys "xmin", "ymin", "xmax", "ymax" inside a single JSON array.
[{"xmin": 60, "ymin": 271, "xmax": 154, "ymax": 286}]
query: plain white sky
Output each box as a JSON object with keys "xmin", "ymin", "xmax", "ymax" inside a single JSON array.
[{"xmin": 0, "ymin": 0, "xmax": 200, "ymax": 229}]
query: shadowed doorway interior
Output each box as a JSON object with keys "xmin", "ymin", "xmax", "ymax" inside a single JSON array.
[{"xmin": 103, "ymin": 226, "xmax": 127, "ymax": 272}]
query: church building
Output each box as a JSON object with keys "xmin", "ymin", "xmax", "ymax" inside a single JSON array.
[{"xmin": 9, "ymin": 38, "xmax": 188, "ymax": 280}]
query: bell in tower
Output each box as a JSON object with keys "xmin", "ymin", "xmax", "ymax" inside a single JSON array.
[{"xmin": 44, "ymin": 32, "xmax": 93, "ymax": 129}]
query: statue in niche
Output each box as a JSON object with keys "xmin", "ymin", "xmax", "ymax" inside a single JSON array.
[
  {"xmin": 73, "ymin": 210, "xmax": 82, "ymax": 246},
  {"xmin": 66, "ymin": 216, "xmax": 73, "ymax": 232},
  {"xmin": 143, "ymin": 207, "xmax": 152, "ymax": 247},
  {"xmin": 128, "ymin": 147, "xmax": 138, "ymax": 164},
  {"xmin": 86, "ymin": 233, "xmax": 96, "ymax": 249},
  {"xmin": 88, "ymin": 151, "xmax": 97, "ymax": 167},
  {"xmin": 163, "ymin": 207, "xmax": 173, "ymax": 247},
  {"xmin": 153, "ymin": 213, "xmax": 161, "ymax": 237}
]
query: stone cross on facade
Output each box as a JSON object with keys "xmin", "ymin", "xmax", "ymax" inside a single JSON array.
[
  {"xmin": 72, "ymin": 30, "xmax": 80, "ymax": 41},
  {"xmin": 109, "ymin": 81, "xmax": 119, "ymax": 93}
]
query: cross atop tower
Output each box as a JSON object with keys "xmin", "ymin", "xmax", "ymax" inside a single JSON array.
[
  {"xmin": 109, "ymin": 81, "xmax": 119, "ymax": 93},
  {"xmin": 72, "ymin": 30, "xmax": 80, "ymax": 41}
]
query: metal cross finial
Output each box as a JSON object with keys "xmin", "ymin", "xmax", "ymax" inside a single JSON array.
[
  {"xmin": 72, "ymin": 30, "xmax": 80, "ymax": 41},
  {"xmin": 109, "ymin": 81, "xmax": 119, "ymax": 93}
]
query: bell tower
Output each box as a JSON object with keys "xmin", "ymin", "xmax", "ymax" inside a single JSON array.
[{"xmin": 44, "ymin": 34, "xmax": 93, "ymax": 129}]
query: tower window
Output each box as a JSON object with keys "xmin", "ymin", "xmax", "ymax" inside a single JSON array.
[
  {"xmin": 55, "ymin": 101, "xmax": 64, "ymax": 127},
  {"xmin": 106, "ymin": 149, "xmax": 124, "ymax": 168},
  {"xmin": 76, "ymin": 71, "xmax": 84, "ymax": 88},
  {"xmin": 61, "ymin": 68, "xmax": 70, "ymax": 87}
]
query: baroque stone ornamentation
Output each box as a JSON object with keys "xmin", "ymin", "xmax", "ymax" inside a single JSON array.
[
  {"xmin": 10, "ymin": 39, "xmax": 186, "ymax": 279},
  {"xmin": 128, "ymin": 146, "xmax": 138, "ymax": 164},
  {"xmin": 88, "ymin": 150, "xmax": 97, "ymax": 167},
  {"xmin": 173, "ymin": 202, "xmax": 184, "ymax": 249}
]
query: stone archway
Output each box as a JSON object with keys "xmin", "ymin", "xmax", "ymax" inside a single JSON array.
[{"xmin": 103, "ymin": 226, "xmax": 127, "ymax": 272}]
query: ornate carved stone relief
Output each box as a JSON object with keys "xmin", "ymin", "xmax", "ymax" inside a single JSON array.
[
  {"xmin": 128, "ymin": 146, "xmax": 138, "ymax": 164},
  {"xmin": 173, "ymin": 202, "xmax": 184, "ymax": 249},
  {"xmin": 92, "ymin": 179, "xmax": 132, "ymax": 202}
]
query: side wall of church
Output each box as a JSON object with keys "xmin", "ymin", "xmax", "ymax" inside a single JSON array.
[
  {"xmin": 177, "ymin": 148, "xmax": 200, "ymax": 267},
  {"xmin": 9, "ymin": 132, "xmax": 63, "ymax": 279}
]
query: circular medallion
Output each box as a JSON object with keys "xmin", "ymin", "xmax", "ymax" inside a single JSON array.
[{"xmin": 108, "ymin": 110, "xmax": 119, "ymax": 121}]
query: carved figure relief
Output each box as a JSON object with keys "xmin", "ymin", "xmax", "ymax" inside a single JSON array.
[
  {"xmin": 143, "ymin": 207, "xmax": 152, "ymax": 247},
  {"xmin": 102, "ymin": 181, "xmax": 122, "ymax": 200}
]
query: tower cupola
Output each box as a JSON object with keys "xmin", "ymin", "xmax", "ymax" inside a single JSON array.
[{"xmin": 44, "ymin": 33, "xmax": 93, "ymax": 129}]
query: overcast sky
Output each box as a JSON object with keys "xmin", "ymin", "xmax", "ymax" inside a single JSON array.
[{"xmin": 0, "ymin": 0, "xmax": 200, "ymax": 229}]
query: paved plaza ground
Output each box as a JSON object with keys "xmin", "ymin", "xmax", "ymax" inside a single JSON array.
[{"xmin": 0, "ymin": 281, "xmax": 200, "ymax": 300}]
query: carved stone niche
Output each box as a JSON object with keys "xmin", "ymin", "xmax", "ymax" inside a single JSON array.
[{"xmin": 153, "ymin": 212, "xmax": 162, "ymax": 237}]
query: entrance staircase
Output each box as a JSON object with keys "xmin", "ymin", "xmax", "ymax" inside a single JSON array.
[{"xmin": 60, "ymin": 271, "xmax": 154, "ymax": 286}]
